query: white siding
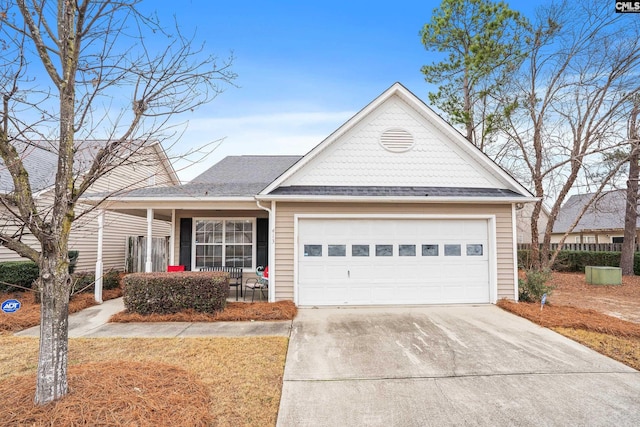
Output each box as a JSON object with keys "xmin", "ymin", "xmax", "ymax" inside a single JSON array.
[
  {"xmin": 0, "ymin": 145, "xmax": 176, "ymax": 270},
  {"xmin": 69, "ymin": 208, "xmax": 170, "ymax": 272},
  {"xmin": 283, "ymin": 95, "xmax": 504, "ymax": 189}
]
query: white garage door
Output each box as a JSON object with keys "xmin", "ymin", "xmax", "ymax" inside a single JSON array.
[{"xmin": 297, "ymin": 218, "xmax": 491, "ymax": 306}]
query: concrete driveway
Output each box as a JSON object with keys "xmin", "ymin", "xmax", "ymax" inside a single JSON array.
[{"xmin": 277, "ymin": 306, "xmax": 640, "ymax": 426}]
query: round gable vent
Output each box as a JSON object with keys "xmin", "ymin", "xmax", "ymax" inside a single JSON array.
[{"xmin": 379, "ymin": 128, "xmax": 414, "ymax": 152}]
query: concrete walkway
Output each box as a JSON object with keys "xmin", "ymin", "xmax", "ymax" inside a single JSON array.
[
  {"xmin": 277, "ymin": 306, "xmax": 640, "ymax": 427},
  {"xmin": 15, "ymin": 297, "xmax": 292, "ymax": 338}
]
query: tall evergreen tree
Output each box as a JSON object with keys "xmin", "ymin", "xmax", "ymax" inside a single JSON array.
[{"xmin": 420, "ymin": 0, "xmax": 528, "ymax": 150}]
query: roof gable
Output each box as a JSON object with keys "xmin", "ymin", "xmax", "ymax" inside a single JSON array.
[{"xmin": 261, "ymin": 83, "xmax": 532, "ymax": 197}]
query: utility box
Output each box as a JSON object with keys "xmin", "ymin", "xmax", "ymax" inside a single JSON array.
[{"xmin": 585, "ymin": 266, "xmax": 622, "ymax": 285}]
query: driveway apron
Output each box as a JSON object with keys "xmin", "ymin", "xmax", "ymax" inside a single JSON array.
[{"xmin": 277, "ymin": 305, "xmax": 640, "ymax": 426}]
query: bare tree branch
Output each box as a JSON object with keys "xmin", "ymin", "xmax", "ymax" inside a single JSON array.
[{"xmin": 0, "ymin": 0, "xmax": 235, "ymax": 405}]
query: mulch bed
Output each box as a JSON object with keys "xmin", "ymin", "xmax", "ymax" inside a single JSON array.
[
  {"xmin": 0, "ymin": 360, "xmax": 213, "ymax": 426},
  {"xmin": 543, "ymin": 271, "xmax": 640, "ymax": 324},
  {"xmin": 497, "ymin": 299, "xmax": 640, "ymax": 338},
  {"xmin": 548, "ymin": 271, "xmax": 640, "ymax": 298},
  {"xmin": 110, "ymin": 300, "xmax": 298, "ymax": 323}
]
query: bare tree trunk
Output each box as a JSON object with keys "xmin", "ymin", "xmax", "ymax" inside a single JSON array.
[
  {"xmin": 35, "ymin": 250, "xmax": 71, "ymax": 404},
  {"xmin": 621, "ymin": 102, "xmax": 640, "ymax": 275},
  {"xmin": 1, "ymin": 0, "xmax": 234, "ymax": 406},
  {"xmin": 463, "ymin": 70, "xmax": 474, "ymax": 145},
  {"xmin": 529, "ymin": 200, "xmax": 542, "ymax": 270}
]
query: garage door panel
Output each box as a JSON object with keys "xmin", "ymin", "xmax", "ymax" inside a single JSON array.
[
  {"xmin": 347, "ymin": 286, "xmax": 373, "ymax": 304},
  {"xmin": 370, "ymin": 286, "xmax": 398, "ymax": 302},
  {"xmin": 298, "ymin": 218, "xmax": 491, "ymax": 306},
  {"xmin": 300, "ymin": 286, "xmax": 349, "ymax": 305},
  {"xmin": 298, "ymin": 264, "xmax": 326, "ymax": 282}
]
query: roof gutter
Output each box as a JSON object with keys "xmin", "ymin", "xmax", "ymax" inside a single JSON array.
[
  {"xmin": 81, "ymin": 196, "xmax": 256, "ymax": 203},
  {"xmin": 255, "ymin": 195, "xmax": 540, "ymax": 204}
]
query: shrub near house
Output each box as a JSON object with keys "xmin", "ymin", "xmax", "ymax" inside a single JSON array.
[
  {"xmin": 123, "ymin": 272, "xmax": 229, "ymax": 315},
  {"xmin": 0, "ymin": 251, "xmax": 79, "ymax": 292},
  {"xmin": 71, "ymin": 270, "xmax": 121, "ymax": 294},
  {"xmin": 518, "ymin": 249, "xmax": 640, "ymax": 274},
  {"xmin": 0, "ymin": 262, "xmax": 40, "ymax": 292}
]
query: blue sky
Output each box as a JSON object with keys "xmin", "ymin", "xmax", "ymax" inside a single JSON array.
[{"xmin": 145, "ymin": 0, "xmax": 542, "ymax": 181}]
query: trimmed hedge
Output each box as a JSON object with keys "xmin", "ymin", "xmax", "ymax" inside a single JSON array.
[
  {"xmin": 71, "ymin": 270, "xmax": 121, "ymax": 294},
  {"xmin": 518, "ymin": 249, "xmax": 640, "ymax": 275},
  {"xmin": 123, "ymin": 271, "xmax": 229, "ymax": 315},
  {"xmin": 0, "ymin": 261, "xmax": 40, "ymax": 292}
]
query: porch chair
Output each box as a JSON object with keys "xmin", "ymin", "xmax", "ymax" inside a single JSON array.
[
  {"xmin": 244, "ymin": 266, "xmax": 268, "ymax": 302},
  {"xmin": 198, "ymin": 266, "xmax": 243, "ymax": 301}
]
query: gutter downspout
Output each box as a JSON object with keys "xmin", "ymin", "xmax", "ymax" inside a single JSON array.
[{"xmin": 256, "ymin": 200, "xmax": 274, "ymax": 302}]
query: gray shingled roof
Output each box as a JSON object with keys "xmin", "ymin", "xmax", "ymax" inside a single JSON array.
[
  {"xmin": 0, "ymin": 140, "xmax": 134, "ymax": 194},
  {"xmin": 121, "ymin": 155, "xmax": 302, "ymax": 198},
  {"xmin": 0, "ymin": 142, "xmax": 58, "ymax": 193},
  {"xmin": 269, "ymin": 186, "xmax": 524, "ymax": 198},
  {"xmin": 552, "ymin": 190, "xmax": 635, "ymax": 233}
]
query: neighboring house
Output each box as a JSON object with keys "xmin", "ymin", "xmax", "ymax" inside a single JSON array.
[
  {"xmin": 0, "ymin": 141, "xmax": 178, "ymax": 272},
  {"xmin": 92, "ymin": 83, "xmax": 535, "ymax": 306},
  {"xmin": 551, "ymin": 190, "xmax": 634, "ymax": 244},
  {"xmin": 515, "ymin": 203, "xmax": 550, "ymax": 244}
]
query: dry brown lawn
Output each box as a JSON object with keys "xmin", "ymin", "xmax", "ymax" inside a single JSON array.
[
  {"xmin": 0, "ymin": 286, "xmax": 293, "ymax": 426},
  {"xmin": 500, "ymin": 271, "xmax": 640, "ymax": 371},
  {"xmin": 548, "ymin": 271, "xmax": 640, "ymax": 323},
  {"xmin": 0, "ymin": 335, "xmax": 288, "ymax": 426},
  {"xmin": 1, "ymin": 361, "xmax": 214, "ymax": 426}
]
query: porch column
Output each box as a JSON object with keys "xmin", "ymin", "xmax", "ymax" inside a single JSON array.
[
  {"xmin": 94, "ymin": 210, "xmax": 104, "ymax": 303},
  {"xmin": 146, "ymin": 208, "xmax": 153, "ymax": 272},
  {"xmin": 169, "ymin": 209, "xmax": 176, "ymax": 265},
  {"xmin": 269, "ymin": 201, "xmax": 276, "ymax": 302}
]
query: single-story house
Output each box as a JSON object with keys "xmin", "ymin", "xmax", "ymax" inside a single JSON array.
[
  {"xmin": 552, "ymin": 190, "xmax": 635, "ymax": 244},
  {"xmin": 90, "ymin": 83, "xmax": 536, "ymax": 306},
  {"xmin": 0, "ymin": 141, "xmax": 177, "ymax": 272}
]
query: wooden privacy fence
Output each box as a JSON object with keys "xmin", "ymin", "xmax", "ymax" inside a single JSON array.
[
  {"xmin": 518, "ymin": 243, "xmax": 640, "ymax": 252},
  {"xmin": 126, "ymin": 236, "xmax": 170, "ymax": 273}
]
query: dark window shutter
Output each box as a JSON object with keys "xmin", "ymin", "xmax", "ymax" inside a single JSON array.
[
  {"xmin": 179, "ymin": 218, "xmax": 192, "ymax": 271},
  {"xmin": 256, "ymin": 218, "xmax": 269, "ymax": 268}
]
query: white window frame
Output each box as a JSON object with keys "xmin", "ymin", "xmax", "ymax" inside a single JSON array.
[{"xmin": 192, "ymin": 218, "xmax": 257, "ymax": 271}]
